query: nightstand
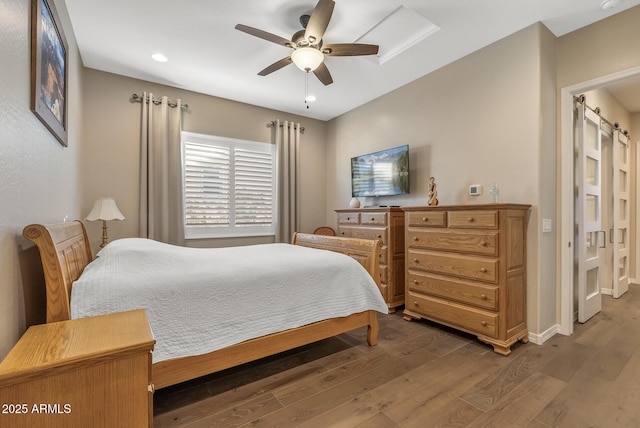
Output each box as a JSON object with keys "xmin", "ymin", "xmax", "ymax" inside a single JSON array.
[{"xmin": 0, "ymin": 309, "xmax": 155, "ymax": 427}]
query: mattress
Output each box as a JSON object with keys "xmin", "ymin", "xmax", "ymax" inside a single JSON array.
[{"xmin": 70, "ymin": 238, "xmax": 388, "ymax": 362}]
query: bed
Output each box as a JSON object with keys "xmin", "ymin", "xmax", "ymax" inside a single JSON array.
[{"xmin": 22, "ymin": 221, "xmax": 386, "ymax": 389}]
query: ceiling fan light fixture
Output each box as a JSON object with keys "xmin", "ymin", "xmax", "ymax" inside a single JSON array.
[{"xmin": 291, "ymin": 47, "xmax": 324, "ymax": 71}]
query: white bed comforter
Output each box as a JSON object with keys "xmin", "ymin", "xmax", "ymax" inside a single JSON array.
[{"xmin": 71, "ymin": 238, "xmax": 388, "ymax": 362}]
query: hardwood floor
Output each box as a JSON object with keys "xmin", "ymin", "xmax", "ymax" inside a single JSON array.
[{"xmin": 154, "ymin": 284, "xmax": 640, "ymax": 427}]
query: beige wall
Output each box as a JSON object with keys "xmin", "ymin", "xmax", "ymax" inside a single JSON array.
[
  {"xmin": 557, "ymin": 6, "xmax": 640, "ymax": 90},
  {"xmin": 81, "ymin": 69, "xmax": 328, "ymax": 251},
  {"xmin": 0, "ymin": 0, "xmax": 84, "ymax": 358},
  {"xmin": 325, "ymin": 24, "xmax": 557, "ymax": 336}
]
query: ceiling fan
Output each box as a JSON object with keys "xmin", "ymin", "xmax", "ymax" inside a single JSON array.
[{"xmin": 235, "ymin": 0, "xmax": 379, "ymax": 86}]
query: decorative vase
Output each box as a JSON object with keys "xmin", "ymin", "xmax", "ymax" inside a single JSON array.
[{"xmin": 349, "ymin": 197, "xmax": 361, "ymax": 208}]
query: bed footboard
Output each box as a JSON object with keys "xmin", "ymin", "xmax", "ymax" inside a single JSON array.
[{"xmin": 291, "ymin": 232, "xmax": 381, "ymax": 287}]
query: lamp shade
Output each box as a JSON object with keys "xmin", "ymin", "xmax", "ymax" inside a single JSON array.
[
  {"xmin": 291, "ymin": 47, "xmax": 324, "ymax": 71},
  {"xmin": 86, "ymin": 197, "xmax": 125, "ymax": 221}
]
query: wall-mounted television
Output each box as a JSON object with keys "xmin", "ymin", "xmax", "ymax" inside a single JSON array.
[{"xmin": 351, "ymin": 145, "xmax": 409, "ymax": 197}]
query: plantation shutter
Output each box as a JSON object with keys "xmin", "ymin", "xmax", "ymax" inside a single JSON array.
[{"xmin": 182, "ymin": 132, "xmax": 276, "ymax": 238}]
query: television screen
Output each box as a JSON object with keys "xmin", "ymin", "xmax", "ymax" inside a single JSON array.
[{"xmin": 351, "ymin": 145, "xmax": 409, "ymax": 197}]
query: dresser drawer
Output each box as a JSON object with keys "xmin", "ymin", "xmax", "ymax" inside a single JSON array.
[
  {"xmin": 337, "ymin": 226, "xmax": 352, "ymax": 238},
  {"xmin": 337, "ymin": 212, "xmax": 360, "ymax": 224},
  {"xmin": 408, "ymin": 229, "xmax": 498, "ymax": 256},
  {"xmin": 407, "ymin": 271, "xmax": 498, "ymax": 310},
  {"xmin": 350, "ymin": 228, "xmax": 387, "ymax": 245},
  {"xmin": 361, "ymin": 212, "xmax": 387, "ymax": 226},
  {"xmin": 407, "ymin": 292, "xmax": 498, "ymax": 337},
  {"xmin": 448, "ymin": 210, "xmax": 498, "ymax": 229},
  {"xmin": 407, "ymin": 249, "xmax": 498, "ymax": 284},
  {"xmin": 407, "ymin": 211, "xmax": 447, "ymax": 228}
]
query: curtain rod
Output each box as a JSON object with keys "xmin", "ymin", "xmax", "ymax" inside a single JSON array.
[
  {"xmin": 131, "ymin": 93, "xmax": 189, "ymax": 110},
  {"xmin": 267, "ymin": 120, "xmax": 305, "ymax": 134},
  {"xmin": 574, "ymin": 94, "xmax": 630, "ymax": 138}
]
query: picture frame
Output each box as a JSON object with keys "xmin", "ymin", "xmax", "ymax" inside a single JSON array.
[{"xmin": 31, "ymin": 0, "xmax": 68, "ymax": 147}]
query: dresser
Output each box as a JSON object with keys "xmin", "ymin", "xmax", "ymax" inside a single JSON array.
[
  {"xmin": 403, "ymin": 204, "xmax": 530, "ymax": 355},
  {"xmin": 336, "ymin": 207, "xmax": 405, "ymax": 312},
  {"xmin": 0, "ymin": 310, "xmax": 155, "ymax": 427}
]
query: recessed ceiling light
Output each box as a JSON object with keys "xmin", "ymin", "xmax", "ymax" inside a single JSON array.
[
  {"xmin": 152, "ymin": 53, "xmax": 168, "ymax": 63},
  {"xmin": 600, "ymin": 0, "xmax": 618, "ymax": 10}
]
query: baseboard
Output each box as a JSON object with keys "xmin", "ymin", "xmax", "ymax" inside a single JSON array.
[{"xmin": 527, "ymin": 324, "xmax": 559, "ymax": 345}]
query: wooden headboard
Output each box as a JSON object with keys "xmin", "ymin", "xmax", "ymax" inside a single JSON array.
[
  {"xmin": 23, "ymin": 223, "xmax": 382, "ymax": 324},
  {"xmin": 23, "ymin": 221, "xmax": 93, "ymax": 323}
]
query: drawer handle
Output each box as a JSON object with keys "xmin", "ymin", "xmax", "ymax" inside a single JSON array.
[
  {"xmin": 413, "ymin": 301, "xmax": 419, "ymax": 307},
  {"xmin": 413, "ymin": 236, "xmax": 419, "ymax": 241},
  {"xmin": 480, "ymin": 240, "xmax": 488, "ymax": 247},
  {"xmin": 413, "ymin": 279, "xmax": 420, "ymax": 284},
  {"xmin": 422, "ymin": 217, "xmax": 429, "ymax": 222},
  {"xmin": 413, "ymin": 258, "xmax": 419, "ymax": 264},
  {"xmin": 347, "ymin": 217, "xmax": 351, "ymax": 220},
  {"xmin": 341, "ymin": 232, "xmax": 345, "ymax": 235},
  {"xmin": 467, "ymin": 217, "xmax": 474, "ymax": 222},
  {"xmin": 480, "ymin": 267, "xmax": 487, "ymax": 273},
  {"xmin": 148, "ymin": 383, "xmax": 155, "ymax": 394},
  {"xmin": 481, "ymin": 321, "xmax": 487, "ymax": 326},
  {"xmin": 480, "ymin": 294, "xmax": 487, "ymax": 300},
  {"xmin": 377, "ymin": 234, "xmax": 382, "ymax": 239},
  {"xmin": 371, "ymin": 217, "xmax": 376, "ymax": 221}
]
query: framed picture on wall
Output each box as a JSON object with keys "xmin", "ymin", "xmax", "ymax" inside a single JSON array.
[{"xmin": 30, "ymin": 0, "xmax": 68, "ymax": 147}]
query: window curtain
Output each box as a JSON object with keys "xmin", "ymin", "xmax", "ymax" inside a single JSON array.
[
  {"xmin": 139, "ymin": 92, "xmax": 185, "ymax": 245},
  {"xmin": 272, "ymin": 119, "xmax": 301, "ymax": 243}
]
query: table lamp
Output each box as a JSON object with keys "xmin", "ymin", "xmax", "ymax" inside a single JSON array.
[{"xmin": 86, "ymin": 197, "xmax": 125, "ymax": 247}]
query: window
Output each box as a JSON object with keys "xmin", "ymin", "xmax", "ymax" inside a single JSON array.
[{"xmin": 182, "ymin": 132, "xmax": 276, "ymax": 238}]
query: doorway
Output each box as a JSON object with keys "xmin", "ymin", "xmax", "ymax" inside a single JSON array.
[
  {"xmin": 560, "ymin": 66, "xmax": 640, "ymax": 336},
  {"xmin": 573, "ymin": 100, "xmax": 630, "ymax": 323}
]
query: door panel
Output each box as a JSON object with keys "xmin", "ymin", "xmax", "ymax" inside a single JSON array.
[
  {"xmin": 577, "ymin": 104, "xmax": 602, "ymax": 323},
  {"xmin": 612, "ymin": 129, "xmax": 630, "ymax": 298}
]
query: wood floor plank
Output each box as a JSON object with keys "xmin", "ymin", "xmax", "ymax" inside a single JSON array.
[
  {"xmin": 302, "ymin": 346, "xmax": 482, "ymax": 428},
  {"xmin": 242, "ymin": 347, "xmax": 436, "ymax": 427},
  {"xmin": 352, "ymin": 412, "xmax": 401, "ymax": 428},
  {"xmin": 466, "ymin": 372, "xmax": 565, "ymax": 427},
  {"xmin": 273, "ymin": 350, "xmax": 396, "ymax": 407},
  {"xmin": 458, "ymin": 350, "xmax": 552, "ymax": 412}
]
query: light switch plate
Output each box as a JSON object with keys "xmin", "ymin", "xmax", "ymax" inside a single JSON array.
[{"xmin": 542, "ymin": 218, "xmax": 552, "ymax": 233}]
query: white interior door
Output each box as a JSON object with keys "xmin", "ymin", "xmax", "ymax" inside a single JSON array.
[
  {"xmin": 577, "ymin": 104, "xmax": 602, "ymax": 323},
  {"xmin": 612, "ymin": 129, "xmax": 630, "ymax": 298}
]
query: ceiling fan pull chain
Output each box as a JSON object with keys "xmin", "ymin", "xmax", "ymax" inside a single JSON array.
[{"xmin": 305, "ymin": 70, "xmax": 310, "ymax": 109}]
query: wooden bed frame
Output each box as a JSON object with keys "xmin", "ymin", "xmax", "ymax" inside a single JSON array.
[{"xmin": 22, "ymin": 221, "xmax": 382, "ymax": 389}]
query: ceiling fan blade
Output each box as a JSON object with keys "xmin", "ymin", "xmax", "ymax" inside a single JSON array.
[
  {"xmin": 304, "ymin": 0, "xmax": 335, "ymax": 45},
  {"xmin": 235, "ymin": 24, "xmax": 294, "ymax": 48},
  {"xmin": 258, "ymin": 57, "xmax": 293, "ymax": 76},
  {"xmin": 322, "ymin": 43, "xmax": 379, "ymax": 56},
  {"xmin": 313, "ymin": 62, "xmax": 333, "ymax": 86}
]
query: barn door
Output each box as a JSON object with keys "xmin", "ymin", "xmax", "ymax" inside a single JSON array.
[
  {"xmin": 612, "ymin": 129, "xmax": 630, "ymax": 298},
  {"xmin": 576, "ymin": 104, "xmax": 602, "ymax": 323}
]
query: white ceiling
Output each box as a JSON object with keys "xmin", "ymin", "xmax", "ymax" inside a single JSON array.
[{"xmin": 63, "ymin": 0, "xmax": 640, "ymax": 120}]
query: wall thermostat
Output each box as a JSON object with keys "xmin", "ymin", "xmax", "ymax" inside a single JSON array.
[{"xmin": 469, "ymin": 184, "xmax": 482, "ymax": 196}]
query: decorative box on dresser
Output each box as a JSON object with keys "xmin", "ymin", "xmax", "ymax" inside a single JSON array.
[
  {"xmin": 402, "ymin": 204, "xmax": 530, "ymax": 355},
  {"xmin": 336, "ymin": 207, "xmax": 405, "ymax": 312},
  {"xmin": 0, "ymin": 309, "xmax": 155, "ymax": 428}
]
